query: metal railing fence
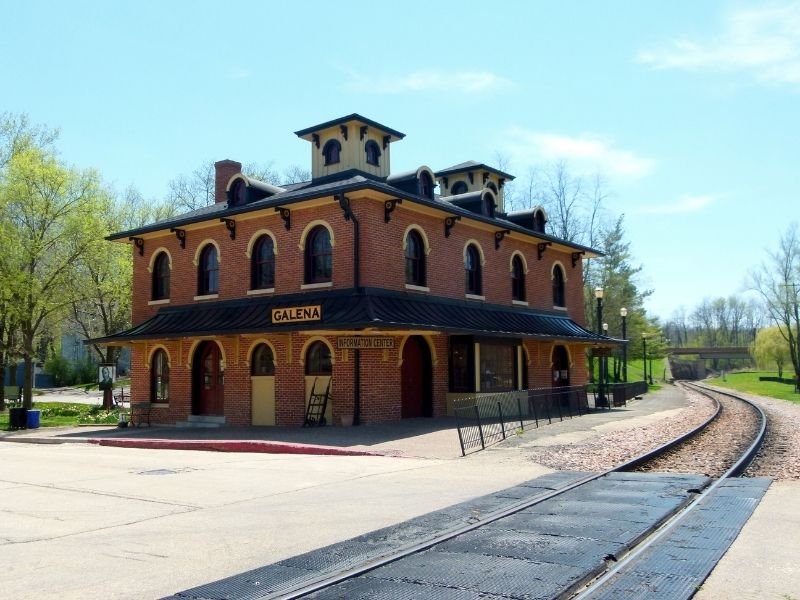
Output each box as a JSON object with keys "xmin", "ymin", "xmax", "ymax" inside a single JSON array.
[{"xmin": 453, "ymin": 385, "xmax": 589, "ymax": 456}]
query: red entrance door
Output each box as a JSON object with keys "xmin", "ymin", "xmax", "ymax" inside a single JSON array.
[
  {"xmin": 196, "ymin": 342, "xmax": 223, "ymax": 415},
  {"xmin": 401, "ymin": 337, "xmax": 430, "ymax": 418}
]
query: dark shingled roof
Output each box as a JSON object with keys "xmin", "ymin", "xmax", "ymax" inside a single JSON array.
[
  {"xmin": 91, "ymin": 287, "xmax": 617, "ymax": 345},
  {"xmin": 434, "ymin": 160, "xmax": 515, "ymax": 181},
  {"xmin": 294, "ymin": 113, "xmax": 406, "ymax": 140}
]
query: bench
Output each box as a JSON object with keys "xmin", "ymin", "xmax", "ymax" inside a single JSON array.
[
  {"xmin": 113, "ymin": 387, "xmax": 127, "ymax": 410},
  {"xmin": 5, "ymin": 387, "xmax": 22, "ymax": 408},
  {"xmin": 129, "ymin": 403, "xmax": 152, "ymax": 427}
]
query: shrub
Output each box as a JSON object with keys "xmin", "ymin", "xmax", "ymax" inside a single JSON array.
[{"xmin": 44, "ymin": 354, "xmax": 74, "ymax": 387}]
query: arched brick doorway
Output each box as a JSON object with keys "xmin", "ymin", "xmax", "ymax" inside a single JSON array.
[
  {"xmin": 192, "ymin": 341, "xmax": 224, "ymax": 416},
  {"xmin": 401, "ymin": 336, "xmax": 432, "ymax": 418}
]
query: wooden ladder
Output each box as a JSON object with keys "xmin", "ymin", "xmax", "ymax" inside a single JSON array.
[{"xmin": 304, "ymin": 378, "xmax": 331, "ymax": 427}]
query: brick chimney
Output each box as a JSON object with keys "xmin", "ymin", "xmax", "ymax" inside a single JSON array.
[{"xmin": 214, "ymin": 159, "xmax": 242, "ymax": 203}]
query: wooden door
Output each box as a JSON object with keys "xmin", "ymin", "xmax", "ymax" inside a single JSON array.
[
  {"xmin": 401, "ymin": 337, "xmax": 431, "ymax": 418},
  {"xmin": 198, "ymin": 342, "xmax": 223, "ymax": 415}
]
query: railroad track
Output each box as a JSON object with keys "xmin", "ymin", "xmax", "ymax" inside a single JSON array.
[
  {"xmin": 169, "ymin": 383, "xmax": 769, "ymax": 600},
  {"xmin": 574, "ymin": 382, "xmax": 768, "ymax": 598}
]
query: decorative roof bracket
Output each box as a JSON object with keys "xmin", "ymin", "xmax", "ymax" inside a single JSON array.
[
  {"xmin": 468, "ymin": 172, "xmax": 474, "ymax": 184},
  {"xmin": 311, "ymin": 133, "xmax": 320, "ymax": 148},
  {"xmin": 220, "ymin": 218, "xmax": 236, "ymax": 240},
  {"xmin": 494, "ymin": 229, "xmax": 511, "ymax": 250},
  {"xmin": 384, "ymin": 198, "xmax": 402, "ymax": 223},
  {"xmin": 571, "ymin": 251, "xmax": 585, "ymax": 268},
  {"xmin": 537, "ymin": 242, "xmax": 552, "ymax": 260},
  {"xmin": 129, "ymin": 236, "xmax": 144, "ymax": 256},
  {"xmin": 170, "ymin": 228, "xmax": 186, "ymax": 249},
  {"xmin": 339, "ymin": 125, "xmax": 348, "ymax": 140},
  {"xmin": 444, "ymin": 215, "xmax": 461, "ymax": 238},
  {"xmin": 336, "ymin": 193, "xmax": 353, "ymax": 222},
  {"xmin": 275, "ymin": 206, "xmax": 291, "ymax": 231},
  {"xmin": 382, "ymin": 135, "xmax": 391, "ymax": 150},
  {"xmin": 360, "ymin": 125, "xmax": 368, "ymax": 140}
]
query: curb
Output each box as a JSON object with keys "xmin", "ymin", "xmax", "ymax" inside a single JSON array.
[{"xmin": 88, "ymin": 438, "xmax": 391, "ymax": 456}]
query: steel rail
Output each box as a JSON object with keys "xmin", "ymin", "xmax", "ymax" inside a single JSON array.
[
  {"xmin": 574, "ymin": 382, "xmax": 768, "ymax": 599},
  {"xmin": 264, "ymin": 389, "xmax": 725, "ymax": 600}
]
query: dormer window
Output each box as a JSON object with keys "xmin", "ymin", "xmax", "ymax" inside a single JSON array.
[
  {"xmin": 365, "ymin": 140, "xmax": 381, "ymax": 166},
  {"xmin": 229, "ymin": 179, "xmax": 247, "ymax": 206},
  {"xmin": 482, "ymin": 192, "xmax": 496, "ymax": 218},
  {"xmin": 451, "ymin": 181, "xmax": 468, "ymax": 195},
  {"xmin": 418, "ymin": 171, "xmax": 434, "ymax": 199},
  {"xmin": 322, "ymin": 139, "xmax": 341, "ymax": 166}
]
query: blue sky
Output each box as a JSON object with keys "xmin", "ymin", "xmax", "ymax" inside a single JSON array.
[{"xmin": 2, "ymin": 1, "xmax": 798, "ymax": 320}]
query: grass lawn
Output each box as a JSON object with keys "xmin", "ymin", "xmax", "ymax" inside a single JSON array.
[
  {"xmin": 1, "ymin": 402, "xmax": 122, "ymax": 429},
  {"xmin": 705, "ymin": 371, "xmax": 800, "ymax": 404},
  {"xmin": 590, "ymin": 357, "xmax": 665, "ymax": 386}
]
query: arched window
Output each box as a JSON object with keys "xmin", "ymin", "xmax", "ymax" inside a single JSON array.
[
  {"xmin": 533, "ymin": 210, "xmax": 546, "ymax": 233},
  {"xmin": 305, "ymin": 226, "xmax": 332, "ymax": 284},
  {"xmin": 405, "ymin": 229, "xmax": 426, "ymax": 286},
  {"xmin": 322, "ymin": 139, "xmax": 341, "ymax": 166},
  {"xmin": 305, "ymin": 341, "xmax": 332, "ymax": 375},
  {"xmin": 552, "ymin": 264, "xmax": 566, "ymax": 307},
  {"xmin": 152, "ymin": 252, "xmax": 170, "ymax": 300},
  {"xmin": 251, "ymin": 235, "xmax": 275, "ymax": 290},
  {"xmin": 451, "ymin": 181, "xmax": 468, "ymax": 195},
  {"xmin": 418, "ymin": 171, "xmax": 434, "ymax": 199},
  {"xmin": 229, "ymin": 179, "xmax": 247, "ymax": 206},
  {"xmin": 365, "ymin": 140, "xmax": 381, "ymax": 166},
  {"xmin": 251, "ymin": 343, "xmax": 275, "ymax": 376},
  {"xmin": 198, "ymin": 244, "xmax": 219, "ymax": 295},
  {"xmin": 465, "ymin": 244, "xmax": 482, "ymax": 295},
  {"xmin": 485, "ymin": 181, "xmax": 498, "ymax": 194},
  {"xmin": 151, "ymin": 349, "xmax": 169, "ymax": 402},
  {"xmin": 482, "ymin": 192, "xmax": 495, "ymax": 218},
  {"xmin": 511, "ymin": 255, "xmax": 525, "ymax": 301}
]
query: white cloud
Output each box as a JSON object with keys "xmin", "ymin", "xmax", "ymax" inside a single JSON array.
[
  {"xmin": 639, "ymin": 194, "xmax": 718, "ymax": 215},
  {"xmin": 502, "ymin": 128, "xmax": 655, "ymax": 180},
  {"xmin": 341, "ymin": 69, "xmax": 512, "ymax": 94},
  {"xmin": 637, "ymin": 2, "xmax": 800, "ymax": 85}
]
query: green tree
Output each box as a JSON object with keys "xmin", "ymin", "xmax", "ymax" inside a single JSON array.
[
  {"xmin": 752, "ymin": 326, "xmax": 791, "ymax": 377},
  {"xmin": 750, "ymin": 223, "xmax": 800, "ymax": 391},
  {"xmin": 0, "ymin": 147, "xmax": 109, "ymax": 408}
]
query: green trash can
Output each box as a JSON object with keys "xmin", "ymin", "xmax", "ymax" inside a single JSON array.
[{"xmin": 26, "ymin": 409, "xmax": 41, "ymax": 429}]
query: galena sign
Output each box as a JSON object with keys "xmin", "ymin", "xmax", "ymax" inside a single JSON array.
[{"xmin": 271, "ymin": 305, "xmax": 322, "ymax": 324}]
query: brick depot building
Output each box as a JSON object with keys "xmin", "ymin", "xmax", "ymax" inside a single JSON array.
[{"xmin": 97, "ymin": 114, "xmax": 609, "ymax": 427}]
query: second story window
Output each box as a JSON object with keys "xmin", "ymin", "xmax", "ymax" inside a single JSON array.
[
  {"xmin": 511, "ymin": 255, "xmax": 525, "ymax": 302},
  {"xmin": 465, "ymin": 244, "xmax": 482, "ymax": 296},
  {"xmin": 152, "ymin": 252, "xmax": 170, "ymax": 300},
  {"xmin": 365, "ymin": 140, "xmax": 381, "ymax": 166},
  {"xmin": 553, "ymin": 264, "xmax": 566, "ymax": 307},
  {"xmin": 305, "ymin": 225, "xmax": 332, "ymax": 284},
  {"xmin": 482, "ymin": 192, "xmax": 496, "ymax": 218},
  {"xmin": 322, "ymin": 139, "xmax": 341, "ymax": 166},
  {"xmin": 251, "ymin": 235, "xmax": 275, "ymax": 290},
  {"xmin": 533, "ymin": 209, "xmax": 546, "ymax": 233},
  {"xmin": 198, "ymin": 244, "xmax": 219, "ymax": 295},
  {"xmin": 405, "ymin": 229, "xmax": 426, "ymax": 287}
]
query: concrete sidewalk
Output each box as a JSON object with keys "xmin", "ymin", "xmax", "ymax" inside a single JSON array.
[{"xmin": 2, "ymin": 386, "xmax": 689, "ymax": 460}]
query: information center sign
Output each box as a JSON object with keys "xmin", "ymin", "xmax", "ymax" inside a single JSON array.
[{"xmin": 336, "ymin": 337, "xmax": 395, "ymax": 349}]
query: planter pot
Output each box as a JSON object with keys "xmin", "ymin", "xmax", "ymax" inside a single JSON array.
[{"xmin": 340, "ymin": 414, "xmax": 354, "ymax": 427}]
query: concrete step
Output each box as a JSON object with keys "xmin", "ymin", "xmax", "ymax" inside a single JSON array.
[
  {"xmin": 175, "ymin": 414, "xmax": 226, "ymax": 428},
  {"xmin": 174, "ymin": 421, "xmax": 222, "ymax": 428}
]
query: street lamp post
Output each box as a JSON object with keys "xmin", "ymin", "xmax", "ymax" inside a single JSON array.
[
  {"xmin": 620, "ymin": 307, "xmax": 628, "ymax": 383},
  {"xmin": 642, "ymin": 332, "xmax": 648, "ymax": 386},
  {"xmin": 602, "ymin": 322, "xmax": 609, "ymax": 395},
  {"xmin": 595, "ymin": 287, "xmax": 606, "ymax": 408}
]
